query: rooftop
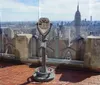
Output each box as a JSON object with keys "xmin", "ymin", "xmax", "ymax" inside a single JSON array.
[{"xmin": 0, "ymin": 60, "xmax": 100, "ymax": 85}]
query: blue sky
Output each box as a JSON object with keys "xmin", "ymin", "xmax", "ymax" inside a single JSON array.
[
  {"xmin": 17, "ymin": 0, "xmax": 39, "ymax": 6},
  {"xmin": 0, "ymin": 0, "xmax": 100, "ymax": 21}
]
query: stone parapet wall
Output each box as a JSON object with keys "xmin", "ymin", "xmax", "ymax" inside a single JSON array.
[
  {"xmin": 13, "ymin": 34, "xmax": 32, "ymax": 61},
  {"xmin": 12, "ymin": 35, "xmax": 85, "ymax": 60},
  {"xmin": 3, "ymin": 33, "xmax": 100, "ymax": 71},
  {"xmin": 84, "ymin": 36, "xmax": 100, "ymax": 70}
]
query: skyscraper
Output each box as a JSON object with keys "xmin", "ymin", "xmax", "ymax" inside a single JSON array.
[
  {"xmin": 74, "ymin": 3, "xmax": 85, "ymax": 60},
  {"xmin": 74, "ymin": 3, "xmax": 81, "ymax": 37},
  {"xmin": 0, "ymin": 22, "xmax": 2, "ymax": 34},
  {"xmin": 0, "ymin": 22, "xmax": 2, "ymax": 52}
]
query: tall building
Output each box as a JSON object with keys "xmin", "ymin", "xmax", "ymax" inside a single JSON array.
[
  {"xmin": 74, "ymin": 3, "xmax": 85, "ymax": 60},
  {"xmin": 90, "ymin": 16, "xmax": 92, "ymax": 22},
  {"xmin": 74, "ymin": 3, "xmax": 81, "ymax": 37},
  {"xmin": 0, "ymin": 22, "xmax": 2, "ymax": 52},
  {"xmin": 4, "ymin": 28, "xmax": 14, "ymax": 39},
  {"xmin": 0, "ymin": 23, "xmax": 2, "ymax": 34}
]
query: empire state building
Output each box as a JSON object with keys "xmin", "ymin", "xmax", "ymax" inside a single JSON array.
[{"xmin": 74, "ymin": 3, "xmax": 81, "ymax": 37}]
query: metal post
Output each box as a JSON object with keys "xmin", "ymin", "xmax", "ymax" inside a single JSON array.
[
  {"xmin": 41, "ymin": 35, "xmax": 46, "ymax": 73},
  {"xmin": 33, "ymin": 18, "xmax": 55, "ymax": 82}
]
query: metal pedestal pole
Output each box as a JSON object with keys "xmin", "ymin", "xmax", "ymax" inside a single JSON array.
[{"xmin": 33, "ymin": 36, "xmax": 55, "ymax": 82}]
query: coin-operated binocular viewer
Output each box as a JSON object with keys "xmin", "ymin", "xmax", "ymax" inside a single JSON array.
[{"xmin": 33, "ymin": 18, "xmax": 55, "ymax": 82}]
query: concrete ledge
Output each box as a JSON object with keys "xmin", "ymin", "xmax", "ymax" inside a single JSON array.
[
  {"xmin": 46, "ymin": 58, "xmax": 84, "ymax": 67},
  {"xmin": 0, "ymin": 53, "xmax": 15, "ymax": 59},
  {"xmin": 0, "ymin": 55, "xmax": 84, "ymax": 67}
]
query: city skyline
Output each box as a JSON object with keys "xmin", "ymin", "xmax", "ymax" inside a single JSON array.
[{"xmin": 0, "ymin": 0, "xmax": 100, "ymax": 21}]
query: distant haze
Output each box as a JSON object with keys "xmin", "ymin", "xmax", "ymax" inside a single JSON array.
[{"xmin": 0, "ymin": 0, "xmax": 100, "ymax": 21}]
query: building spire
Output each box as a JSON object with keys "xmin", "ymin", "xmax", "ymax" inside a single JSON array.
[{"xmin": 77, "ymin": 1, "xmax": 79, "ymax": 11}]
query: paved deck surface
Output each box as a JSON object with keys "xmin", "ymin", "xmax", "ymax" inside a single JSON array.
[{"xmin": 0, "ymin": 60, "xmax": 100, "ymax": 85}]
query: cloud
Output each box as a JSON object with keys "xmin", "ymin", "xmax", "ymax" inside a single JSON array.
[
  {"xmin": 0, "ymin": 0, "xmax": 38, "ymax": 12},
  {"xmin": 0, "ymin": 0, "xmax": 100, "ymax": 21},
  {"xmin": 39, "ymin": 0, "xmax": 90, "ymax": 20},
  {"xmin": 89, "ymin": 0, "xmax": 100, "ymax": 20},
  {"xmin": 0, "ymin": 0, "xmax": 39, "ymax": 21}
]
